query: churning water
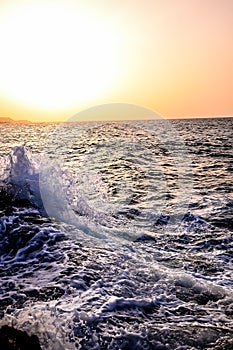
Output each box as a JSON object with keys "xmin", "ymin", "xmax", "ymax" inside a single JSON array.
[{"xmin": 0, "ymin": 114, "xmax": 232, "ymax": 349}]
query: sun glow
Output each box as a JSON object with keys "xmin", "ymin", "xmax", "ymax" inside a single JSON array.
[{"xmin": 0, "ymin": 1, "xmax": 123, "ymax": 111}]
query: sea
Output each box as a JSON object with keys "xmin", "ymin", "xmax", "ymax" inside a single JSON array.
[{"xmin": 0, "ymin": 116, "xmax": 232, "ymax": 349}]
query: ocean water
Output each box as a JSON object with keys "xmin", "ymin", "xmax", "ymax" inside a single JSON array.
[{"xmin": 0, "ymin": 117, "xmax": 232, "ymax": 349}]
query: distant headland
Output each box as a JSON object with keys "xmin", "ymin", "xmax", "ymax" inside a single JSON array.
[{"xmin": 0, "ymin": 117, "xmax": 32, "ymax": 123}]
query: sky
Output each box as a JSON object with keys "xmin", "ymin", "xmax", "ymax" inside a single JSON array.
[{"xmin": 0, "ymin": 0, "xmax": 232, "ymax": 122}]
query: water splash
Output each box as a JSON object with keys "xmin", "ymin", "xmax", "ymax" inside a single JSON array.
[
  {"xmin": 0, "ymin": 145, "xmax": 42, "ymax": 208},
  {"xmin": 39, "ymin": 103, "xmax": 193, "ymax": 245}
]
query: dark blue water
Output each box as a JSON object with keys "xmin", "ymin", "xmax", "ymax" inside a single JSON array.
[{"xmin": 0, "ymin": 117, "xmax": 232, "ymax": 349}]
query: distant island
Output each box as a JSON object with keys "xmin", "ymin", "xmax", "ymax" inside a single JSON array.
[{"xmin": 0, "ymin": 117, "xmax": 32, "ymax": 123}]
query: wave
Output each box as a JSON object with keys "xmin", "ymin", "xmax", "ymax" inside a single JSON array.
[
  {"xmin": 0, "ymin": 145, "xmax": 108, "ymax": 226},
  {"xmin": 0, "ymin": 145, "xmax": 232, "ymax": 241},
  {"xmin": 0, "ymin": 145, "xmax": 43, "ymax": 209},
  {"xmin": 0, "ymin": 145, "xmax": 233, "ymax": 349}
]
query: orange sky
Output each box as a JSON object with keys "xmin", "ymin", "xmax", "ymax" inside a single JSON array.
[{"xmin": 0, "ymin": 0, "xmax": 232, "ymax": 122}]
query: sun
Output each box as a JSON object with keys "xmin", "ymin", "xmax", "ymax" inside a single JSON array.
[{"xmin": 0, "ymin": 1, "xmax": 123, "ymax": 111}]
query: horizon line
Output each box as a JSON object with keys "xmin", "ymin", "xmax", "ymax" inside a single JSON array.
[{"xmin": 0, "ymin": 115, "xmax": 232, "ymax": 124}]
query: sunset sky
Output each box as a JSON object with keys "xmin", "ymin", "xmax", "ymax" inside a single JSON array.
[{"xmin": 0, "ymin": 0, "xmax": 232, "ymax": 122}]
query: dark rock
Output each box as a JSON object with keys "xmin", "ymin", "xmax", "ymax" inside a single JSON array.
[{"xmin": 0, "ymin": 325, "xmax": 41, "ymax": 349}]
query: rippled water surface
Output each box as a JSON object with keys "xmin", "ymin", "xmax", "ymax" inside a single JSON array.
[{"xmin": 0, "ymin": 117, "xmax": 232, "ymax": 349}]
